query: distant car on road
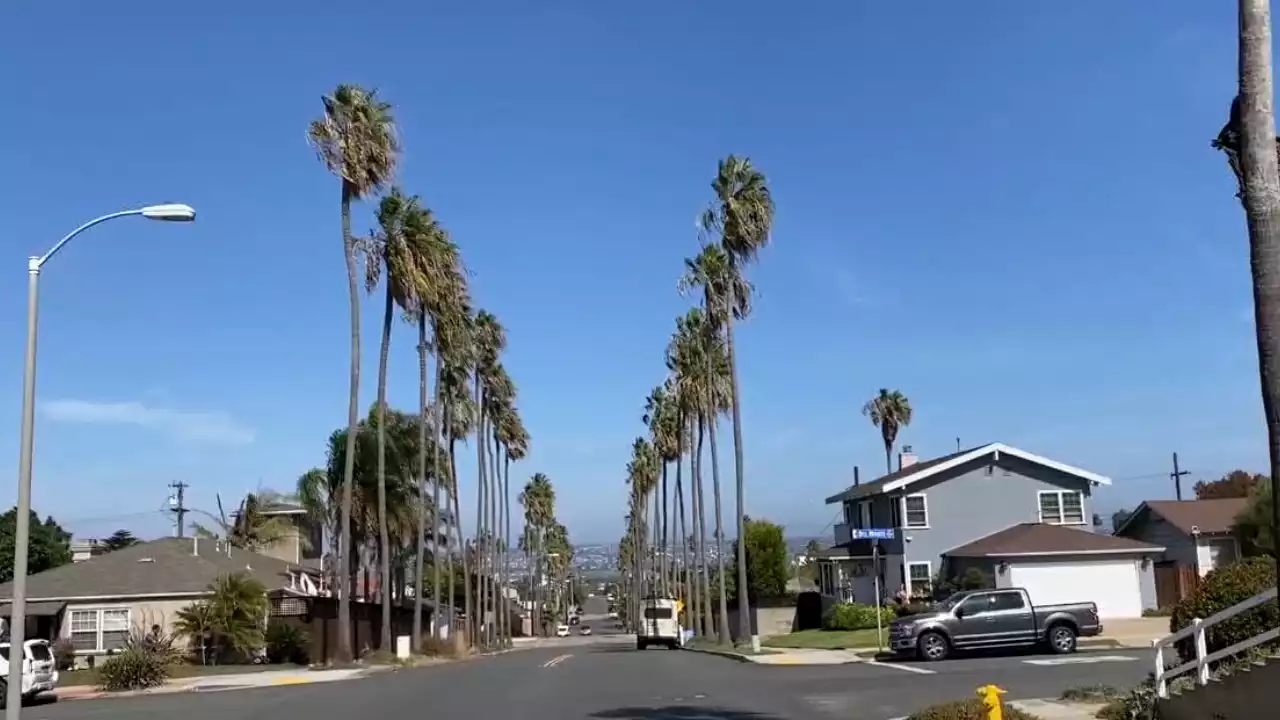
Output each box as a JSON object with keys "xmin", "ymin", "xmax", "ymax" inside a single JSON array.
[
  {"xmin": 555, "ymin": 624, "xmax": 570, "ymax": 638},
  {"xmin": 888, "ymin": 587, "xmax": 1101, "ymax": 661},
  {"xmin": 579, "ymin": 626, "xmax": 592, "ymax": 636}
]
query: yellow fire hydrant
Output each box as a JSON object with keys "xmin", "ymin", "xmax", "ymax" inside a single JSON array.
[{"xmin": 975, "ymin": 685, "xmax": 1006, "ymax": 720}]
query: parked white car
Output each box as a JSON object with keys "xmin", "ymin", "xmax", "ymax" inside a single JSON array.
[
  {"xmin": 555, "ymin": 624, "xmax": 570, "ymax": 637},
  {"xmin": 0, "ymin": 639, "xmax": 58, "ymax": 708}
]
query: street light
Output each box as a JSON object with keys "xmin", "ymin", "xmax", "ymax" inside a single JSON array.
[{"xmin": 6, "ymin": 204, "xmax": 195, "ymax": 720}]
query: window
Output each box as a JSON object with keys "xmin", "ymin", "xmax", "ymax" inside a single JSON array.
[
  {"xmin": 890, "ymin": 500, "xmax": 902, "ymax": 528},
  {"xmin": 858, "ymin": 502, "xmax": 871, "ymax": 530},
  {"xmin": 957, "ymin": 594, "xmax": 992, "ymax": 616},
  {"xmin": 843, "ymin": 501, "xmax": 857, "ymax": 526},
  {"xmin": 1039, "ymin": 491, "xmax": 1085, "ymax": 524},
  {"xmin": 904, "ymin": 494, "xmax": 929, "ymax": 528},
  {"xmin": 642, "ymin": 607, "xmax": 673, "ymax": 620},
  {"xmin": 907, "ymin": 562, "xmax": 932, "ymax": 596},
  {"xmin": 68, "ymin": 608, "xmax": 131, "ymax": 653},
  {"xmin": 989, "ymin": 591, "xmax": 1027, "ymax": 612}
]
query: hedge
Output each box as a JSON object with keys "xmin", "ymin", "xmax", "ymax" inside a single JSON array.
[
  {"xmin": 906, "ymin": 698, "xmax": 1041, "ymax": 720},
  {"xmin": 1169, "ymin": 557, "xmax": 1277, "ymax": 662},
  {"xmin": 823, "ymin": 602, "xmax": 897, "ymax": 631}
]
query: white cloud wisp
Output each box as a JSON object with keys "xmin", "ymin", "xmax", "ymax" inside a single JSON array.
[{"xmin": 40, "ymin": 399, "xmax": 256, "ymax": 447}]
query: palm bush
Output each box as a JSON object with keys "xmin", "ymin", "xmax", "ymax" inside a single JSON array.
[
  {"xmin": 265, "ymin": 620, "xmax": 310, "ymax": 665},
  {"xmin": 174, "ymin": 572, "xmax": 270, "ymax": 664}
]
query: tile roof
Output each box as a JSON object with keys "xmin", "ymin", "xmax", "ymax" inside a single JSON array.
[
  {"xmin": 1131, "ymin": 499, "xmax": 1250, "ymax": 536},
  {"xmin": 0, "ymin": 537, "xmax": 315, "ymax": 602},
  {"xmin": 944, "ymin": 522, "xmax": 1164, "ymax": 558}
]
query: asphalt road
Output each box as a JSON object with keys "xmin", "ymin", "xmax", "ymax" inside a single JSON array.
[{"xmin": 21, "ymin": 644, "xmax": 1151, "ymax": 720}]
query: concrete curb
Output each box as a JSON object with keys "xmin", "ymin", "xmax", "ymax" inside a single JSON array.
[
  {"xmin": 679, "ymin": 645, "xmax": 756, "ymax": 663},
  {"xmin": 884, "ymin": 697, "xmax": 1105, "ymax": 720},
  {"xmin": 54, "ymin": 665, "xmax": 399, "ymax": 702}
]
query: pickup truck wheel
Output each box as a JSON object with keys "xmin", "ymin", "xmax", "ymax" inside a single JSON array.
[
  {"xmin": 0, "ymin": 680, "xmax": 6, "ymax": 709},
  {"xmin": 917, "ymin": 631, "xmax": 950, "ymax": 661},
  {"xmin": 1048, "ymin": 624, "xmax": 1078, "ymax": 654}
]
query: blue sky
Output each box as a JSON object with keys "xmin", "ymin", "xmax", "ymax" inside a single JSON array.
[{"xmin": 0, "ymin": 1, "xmax": 1266, "ymax": 544}]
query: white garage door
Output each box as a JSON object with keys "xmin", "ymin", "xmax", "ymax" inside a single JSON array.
[{"xmin": 1008, "ymin": 559, "xmax": 1142, "ymax": 619}]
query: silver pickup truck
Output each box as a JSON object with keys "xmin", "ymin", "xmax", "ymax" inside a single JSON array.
[{"xmin": 888, "ymin": 587, "xmax": 1102, "ymax": 661}]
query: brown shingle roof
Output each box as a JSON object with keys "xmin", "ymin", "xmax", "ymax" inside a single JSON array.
[
  {"xmin": 945, "ymin": 523, "xmax": 1164, "ymax": 558},
  {"xmin": 1140, "ymin": 499, "xmax": 1250, "ymax": 536},
  {"xmin": 0, "ymin": 537, "xmax": 316, "ymax": 602}
]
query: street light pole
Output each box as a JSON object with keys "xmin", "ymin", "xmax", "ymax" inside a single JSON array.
[{"xmin": 5, "ymin": 205, "xmax": 195, "ymax": 720}]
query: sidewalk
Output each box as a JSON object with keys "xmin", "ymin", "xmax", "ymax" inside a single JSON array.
[
  {"xmin": 56, "ymin": 666, "xmax": 385, "ymax": 701},
  {"xmin": 887, "ymin": 698, "xmax": 1105, "ymax": 720}
]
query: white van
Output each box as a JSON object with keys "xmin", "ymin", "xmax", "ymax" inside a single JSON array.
[
  {"xmin": 0, "ymin": 639, "xmax": 58, "ymax": 708},
  {"xmin": 636, "ymin": 597, "xmax": 681, "ymax": 650}
]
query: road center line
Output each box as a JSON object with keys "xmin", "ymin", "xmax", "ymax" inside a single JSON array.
[
  {"xmin": 864, "ymin": 659, "xmax": 937, "ymax": 675},
  {"xmin": 542, "ymin": 654, "xmax": 573, "ymax": 668}
]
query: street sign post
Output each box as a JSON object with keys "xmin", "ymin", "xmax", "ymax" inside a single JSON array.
[
  {"xmin": 850, "ymin": 528, "xmax": 896, "ymax": 541},
  {"xmin": 850, "ymin": 528, "xmax": 895, "ymax": 651}
]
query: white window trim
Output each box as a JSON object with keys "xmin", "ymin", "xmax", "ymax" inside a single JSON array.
[
  {"xmin": 1037, "ymin": 490, "xmax": 1086, "ymax": 525},
  {"xmin": 906, "ymin": 561, "xmax": 932, "ymax": 596},
  {"xmin": 902, "ymin": 494, "xmax": 929, "ymax": 529},
  {"xmin": 67, "ymin": 605, "xmax": 132, "ymax": 654}
]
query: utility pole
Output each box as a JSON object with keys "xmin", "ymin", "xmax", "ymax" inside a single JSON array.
[
  {"xmin": 1171, "ymin": 453, "xmax": 1190, "ymax": 501},
  {"xmin": 168, "ymin": 481, "xmax": 189, "ymax": 537}
]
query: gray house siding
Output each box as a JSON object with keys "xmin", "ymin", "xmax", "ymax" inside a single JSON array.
[
  {"xmin": 839, "ymin": 494, "xmax": 906, "ymax": 556},
  {"xmin": 1120, "ymin": 515, "xmax": 1197, "ymax": 567},
  {"xmin": 893, "ymin": 455, "xmax": 1097, "ymax": 592}
]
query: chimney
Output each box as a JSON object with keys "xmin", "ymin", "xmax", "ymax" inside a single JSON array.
[
  {"xmin": 853, "ymin": 466, "xmax": 860, "ymax": 487},
  {"xmin": 898, "ymin": 445, "xmax": 918, "ymax": 471}
]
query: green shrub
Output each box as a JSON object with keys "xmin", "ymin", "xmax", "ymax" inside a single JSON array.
[
  {"xmin": 264, "ymin": 620, "xmax": 310, "ymax": 665},
  {"xmin": 906, "ymin": 698, "xmax": 1041, "ymax": 720},
  {"xmin": 95, "ymin": 646, "xmax": 170, "ymax": 692},
  {"xmin": 896, "ymin": 602, "xmax": 935, "ymax": 618},
  {"xmin": 1168, "ymin": 557, "xmax": 1277, "ymax": 662},
  {"xmin": 823, "ymin": 602, "xmax": 896, "ymax": 631}
]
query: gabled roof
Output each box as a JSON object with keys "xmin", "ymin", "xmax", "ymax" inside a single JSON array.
[
  {"xmin": 825, "ymin": 442, "xmax": 1112, "ymax": 504},
  {"xmin": 0, "ymin": 537, "xmax": 317, "ymax": 603},
  {"xmin": 944, "ymin": 523, "xmax": 1164, "ymax": 558},
  {"xmin": 1114, "ymin": 498, "xmax": 1250, "ymax": 538}
]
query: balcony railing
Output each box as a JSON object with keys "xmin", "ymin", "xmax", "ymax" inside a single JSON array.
[{"xmin": 1152, "ymin": 587, "xmax": 1279, "ymax": 698}]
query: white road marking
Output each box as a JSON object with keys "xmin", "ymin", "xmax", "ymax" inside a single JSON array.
[
  {"xmin": 1023, "ymin": 654, "xmax": 1138, "ymax": 666},
  {"xmin": 542, "ymin": 654, "xmax": 573, "ymax": 668},
  {"xmin": 865, "ymin": 660, "xmax": 937, "ymax": 674}
]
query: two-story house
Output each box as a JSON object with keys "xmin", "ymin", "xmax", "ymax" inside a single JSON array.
[{"xmin": 818, "ymin": 442, "xmax": 1164, "ymax": 619}]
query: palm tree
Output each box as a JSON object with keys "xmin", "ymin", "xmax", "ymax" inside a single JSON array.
[
  {"xmin": 643, "ymin": 385, "xmax": 678, "ymax": 595},
  {"xmin": 364, "ymin": 187, "xmax": 430, "ymax": 650},
  {"xmin": 1214, "ymin": 0, "xmax": 1280, "ymax": 605},
  {"xmin": 696, "ymin": 155, "xmax": 774, "ymax": 645},
  {"xmin": 676, "ymin": 259, "xmax": 740, "ymax": 643},
  {"xmin": 863, "ymin": 389, "xmax": 913, "ymax": 475},
  {"xmin": 471, "ymin": 310, "xmax": 506, "ymax": 645},
  {"xmin": 308, "ymin": 84, "xmax": 399, "ymax": 662},
  {"xmin": 498, "ymin": 411, "xmax": 528, "ymax": 646},
  {"xmin": 440, "ymin": 342, "xmax": 477, "ymax": 643},
  {"xmin": 520, "ymin": 473, "xmax": 555, "ymax": 634}
]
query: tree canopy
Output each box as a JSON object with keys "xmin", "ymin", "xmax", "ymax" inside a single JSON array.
[
  {"xmin": 0, "ymin": 508, "xmax": 72, "ymax": 583},
  {"xmin": 1194, "ymin": 470, "xmax": 1266, "ymax": 500}
]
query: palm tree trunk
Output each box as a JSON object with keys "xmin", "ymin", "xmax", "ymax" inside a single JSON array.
[
  {"xmin": 413, "ymin": 314, "xmax": 429, "ymax": 650},
  {"xmin": 474, "ymin": 376, "xmax": 487, "ymax": 647},
  {"xmin": 430, "ymin": 331, "xmax": 445, "ymax": 641},
  {"xmin": 674, "ymin": 415, "xmax": 690, "ymax": 630},
  {"xmin": 503, "ymin": 451, "xmax": 513, "ymax": 645},
  {"xmin": 696, "ymin": 413, "xmax": 713, "ymax": 640},
  {"xmin": 707, "ymin": 409, "xmax": 731, "ymax": 644},
  {"xmin": 337, "ymin": 179, "xmax": 359, "ymax": 663},
  {"xmin": 375, "ymin": 281, "xmax": 394, "ymax": 652},
  {"xmin": 661, "ymin": 462, "xmax": 669, "ymax": 596},
  {"xmin": 1236, "ymin": 0, "xmax": 1280, "ymax": 615},
  {"xmin": 883, "ymin": 435, "xmax": 893, "ymax": 475},
  {"xmin": 448, "ymin": 434, "xmax": 469, "ymax": 646},
  {"xmin": 489, "ymin": 434, "xmax": 502, "ymax": 644},
  {"xmin": 685, "ymin": 412, "xmax": 699, "ymax": 637},
  {"xmin": 725, "ymin": 313, "xmax": 750, "ymax": 646}
]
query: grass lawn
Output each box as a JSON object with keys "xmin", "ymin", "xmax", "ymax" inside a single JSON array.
[
  {"xmin": 762, "ymin": 628, "xmax": 888, "ymax": 650},
  {"xmin": 60, "ymin": 663, "xmax": 285, "ymax": 688}
]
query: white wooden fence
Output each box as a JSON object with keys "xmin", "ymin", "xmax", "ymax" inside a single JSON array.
[{"xmin": 1151, "ymin": 587, "xmax": 1278, "ymax": 698}]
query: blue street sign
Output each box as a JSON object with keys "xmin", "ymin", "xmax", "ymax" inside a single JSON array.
[{"xmin": 850, "ymin": 528, "xmax": 895, "ymax": 541}]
